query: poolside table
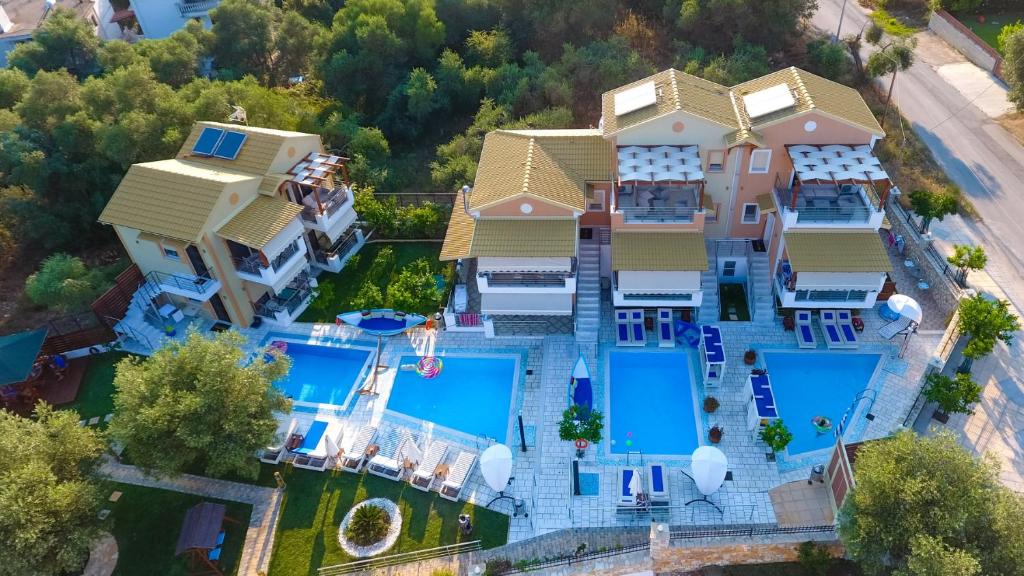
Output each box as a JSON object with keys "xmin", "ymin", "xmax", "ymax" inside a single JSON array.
[{"xmin": 700, "ymin": 325, "xmax": 726, "ymax": 386}]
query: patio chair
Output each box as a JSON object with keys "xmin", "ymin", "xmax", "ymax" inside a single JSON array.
[
  {"xmin": 878, "ymin": 316, "xmax": 913, "ymax": 340},
  {"xmin": 339, "ymin": 425, "xmax": 377, "ymax": 473},
  {"xmin": 616, "ymin": 468, "xmax": 649, "ymax": 511},
  {"xmin": 657, "ymin": 309, "xmax": 674, "ymax": 348},
  {"xmin": 795, "ymin": 310, "xmax": 817, "ymax": 349},
  {"xmin": 292, "ymin": 419, "xmax": 344, "ymax": 472},
  {"xmin": 647, "ymin": 463, "xmax": 670, "ymax": 505},
  {"xmin": 439, "ymin": 450, "xmax": 477, "ymax": 502},
  {"xmin": 615, "ymin": 311, "xmax": 630, "ymax": 346},
  {"xmin": 366, "ymin": 431, "xmax": 418, "ymax": 480},
  {"xmin": 259, "ymin": 417, "xmax": 298, "ymax": 464},
  {"xmin": 410, "ymin": 441, "xmax": 449, "ymax": 491},
  {"xmin": 630, "ymin": 310, "xmax": 645, "ymax": 345},
  {"xmin": 836, "ymin": 310, "xmax": 859, "ymax": 347},
  {"xmin": 818, "ymin": 311, "xmax": 847, "ymax": 349}
]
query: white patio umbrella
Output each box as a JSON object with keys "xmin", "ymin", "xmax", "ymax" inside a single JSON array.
[
  {"xmin": 480, "ymin": 444, "xmax": 514, "ymax": 492},
  {"xmin": 691, "ymin": 446, "xmax": 728, "ymax": 496},
  {"xmin": 886, "ymin": 294, "xmax": 924, "ymax": 324}
]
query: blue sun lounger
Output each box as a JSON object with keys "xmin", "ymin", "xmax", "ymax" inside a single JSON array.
[
  {"xmin": 631, "ymin": 310, "xmax": 645, "ymax": 345},
  {"xmin": 836, "ymin": 310, "xmax": 858, "ymax": 347},
  {"xmin": 616, "ymin": 311, "xmax": 630, "ymax": 345},
  {"xmin": 795, "ymin": 310, "xmax": 816, "ymax": 348},
  {"xmin": 292, "ymin": 420, "xmax": 327, "ymax": 455},
  {"xmin": 647, "ymin": 463, "xmax": 669, "ymax": 504},
  {"xmin": 657, "ymin": 309, "xmax": 674, "ymax": 347}
]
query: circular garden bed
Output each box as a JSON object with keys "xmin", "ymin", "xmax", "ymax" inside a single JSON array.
[{"xmin": 337, "ymin": 498, "xmax": 402, "ymax": 557}]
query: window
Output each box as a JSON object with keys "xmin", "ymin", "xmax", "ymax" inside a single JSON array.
[
  {"xmin": 723, "ymin": 260, "xmax": 737, "ymax": 277},
  {"xmin": 707, "ymin": 150, "xmax": 725, "ymax": 173},
  {"xmin": 585, "ymin": 188, "xmax": 606, "ymax": 212},
  {"xmin": 748, "ymin": 148, "xmax": 772, "ymax": 174},
  {"xmin": 162, "ymin": 245, "xmax": 181, "ymax": 260},
  {"xmin": 741, "ymin": 203, "xmax": 760, "ymax": 224},
  {"xmin": 794, "ymin": 289, "xmax": 871, "ymax": 302}
]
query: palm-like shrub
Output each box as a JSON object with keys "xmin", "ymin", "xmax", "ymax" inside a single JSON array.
[{"xmin": 345, "ymin": 504, "xmax": 391, "ymax": 546}]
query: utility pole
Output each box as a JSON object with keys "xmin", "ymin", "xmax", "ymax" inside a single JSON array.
[{"xmin": 835, "ymin": 0, "xmax": 849, "ymax": 42}]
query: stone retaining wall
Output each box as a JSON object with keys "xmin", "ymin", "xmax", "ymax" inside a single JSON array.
[
  {"xmin": 885, "ymin": 204, "xmax": 961, "ymax": 315},
  {"xmin": 928, "ymin": 10, "xmax": 1004, "ymax": 78}
]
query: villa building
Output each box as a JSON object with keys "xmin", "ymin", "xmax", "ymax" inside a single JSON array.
[
  {"xmin": 98, "ymin": 121, "xmax": 363, "ymax": 336},
  {"xmin": 441, "ymin": 67, "xmax": 895, "ymax": 339},
  {"xmin": 0, "ymin": 0, "xmax": 102, "ymax": 66},
  {"xmin": 94, "ymin": 0, "xmax": 219, "ymax": 41}
]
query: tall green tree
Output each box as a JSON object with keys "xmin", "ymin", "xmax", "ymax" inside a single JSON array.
[
  {"xmin": 1002, "ymin": 23, "xmax": 1024, "ymax": 111},
  {"xmin": 108, "ymin": 330, "xmax": 292, "ymax": 479},
  {"xmin": 908, "ymin": 188, "xmax": 958, "ymax": 233},
  {"xmin": 865, "ymin": 37, "xmax": 916, "ymax": 129},
  {"xmin": 465, "ymin": 28, "xmax": 515, "ymax": 67},
  {"xmin": 956, "ymin": 294, "xmax": 1020, "ymax": 362},
  {"xmin": 135, "ymin": 30, "xmax": 206, "ymax": 87},
  {"xmin": 7, "ymin": 8, "xmax": 100, "ymax": 78},
  {"xmin": 0, "ymin": 68, "xmax": 30, "ymax": 109},
  {"xmin": 839, "ymin": 430, "xmax": 1024, "ymax": 575},
  {"xmin": 209, "ymin": 0, "xmax": 279, "ymax": 81},
  {"xmin": 273, "ymin": 12, "xmax": 318, "ymax": 85},
  {"xmin": 672, "ymin": 0, "xmax": 818, "ymax": 54},
  {"xmin": 946, "ymin": 244, "xmax": 987, "ymax": 285},
  {"xmin": 922, "ymin": 371, "xmax": 982, "ymax": 416},
  {"xmin": 0, "ymin": 405, "xmax": 106, "ymax": 576},
  {"xmin": 24, "ymin": 253, "xmax": 107, "ymax": 312}
]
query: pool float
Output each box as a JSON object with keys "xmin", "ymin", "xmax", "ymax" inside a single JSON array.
[
  {"xmin": 416, "ymin": 356, "xmax": 443, "ymax": 379},
  {"xmin": 811, "ymin": 416, "xmax": 833, "ymax": 434},
  {"xmin": 264, "ymin": 340, "xmax": 288, "ymax": 362},
  {"xmin": 674, "ymin": 320, "xmax": 701, "ymax": 347}
]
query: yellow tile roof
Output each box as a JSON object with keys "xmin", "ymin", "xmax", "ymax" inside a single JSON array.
[
  {"xmin": 440, "ymin": 191, "xmax": 475, "ymax": 261},
  {"xmin": 611, "ymin": 232, "xmax": 708, "ymax": 271},
  {"xmin": 216, "ymin": 196, "xmax": 304, "ymax": 249},
  {"xmin": 731, "ymin": 67, "xmax": 883, "ymax": 137},
  {"xmin": 259, "ymin": 173, "xmax": 291, "ymax": 197},
  {"xmin": 176, "ymin": 121, "xmax": 306, "ymax": 176},
  {"xmin": 468, "ymin": 130, "xmax": 614, "ymax": 212},
  {"xmin": 785, "ymin": 232, "xmax": 893, "ymax": 272},
  {"xmin": 98, "ymin": 159, "xmax": 258, "ymax": 242},
  {"xmin": 601, "ymin": 70, "xmax": 740, "ymax": 136},
  {"xmin": 756, "ymin": 192, "xmax": 777, "ymax": 213},
  {"xmin": 470, "ymin": 219, "xmax": 577, "ymax": 258}
]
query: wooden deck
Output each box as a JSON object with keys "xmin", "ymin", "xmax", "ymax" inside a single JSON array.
[{"xmin": 2, "ymin": 357, "xmax": 90, "ymax": 416}]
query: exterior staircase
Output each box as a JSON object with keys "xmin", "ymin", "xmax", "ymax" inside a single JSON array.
[
  {"xmin": 112, "ymin": 281, "xmax": 167, "ymax": 353},
  {"xmin": 699, "ymin": 240, "xmax": 720, "ymax": 324},
  {"xmin": 575, "ymin": 240, "xmax": 601, "ymax": 343},
  {"xmin": 749, "ymin": 249, "xmax": 775, "ymax": 324}
]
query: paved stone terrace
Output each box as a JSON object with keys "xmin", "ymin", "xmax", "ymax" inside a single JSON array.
[{"xmin": 98, "ymin": 458, "xmax": 282, "ymax": 576}]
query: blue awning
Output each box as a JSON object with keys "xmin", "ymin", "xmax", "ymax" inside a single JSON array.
[{"xmin": 0, "ymin": 328, "xmax": 48, "ymax": 386}]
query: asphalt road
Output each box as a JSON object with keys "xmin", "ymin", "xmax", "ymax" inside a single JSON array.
[{"xmin": 812, "ymin": 0, "xmax": 1024, "ymax": 310}]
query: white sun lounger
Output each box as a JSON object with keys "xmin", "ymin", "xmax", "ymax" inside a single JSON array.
[
  {"xmin": 836, "ymin": 310, "xmax": 859, "ymax": 347},
  {"xmin": 818, "ymin": 310, "xmax": 850, "ymax": 349},
  {"xmin": 439, "ymin": 451, "xmax": 477, "ymax": 502},
  {"xmin": 795, "ymin": 310, "xmax": 817, "ymax": 349},
  {"xmin": 410, "ymin": 441, "xmax": 449, "ymax": 491},
  {"xmin": 878, "ymin": 316, "xmax": 913, "ymax": 339},
  {"xmin": 292, "ymin": 420, "xmax": 344, "ymax": 472},
  {"xmin": 647, "ymin": 463, "xmax": 669, "ymax": 504},
  {"xmin": 259, "ymin": 417, "xmax": 298, "ymax": 464},
  {"xmin": 339, "ymin": 425, "xmax": 376, "ymax": 473},
  {"xmin": 367, "ymin": 431, "xmax": 418, "ymax": 480}
]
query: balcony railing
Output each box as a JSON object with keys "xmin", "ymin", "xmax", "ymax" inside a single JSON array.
[
  {"xmin": 620, "ymin": 292, "xmax": 695, "ymax": 301},
  {"xmin": 774, "ymin": 185, "xmax": 877, "ymax": 224},
  {"xmin": 300, "ymin": 186, "xmax": 350, "ymax": 223},
  {"xmin": 176, "ymin": 0, "xmax": 219, "ymax": 18},
  {"xmin": 255, "ymin": 274, "xmax": 313, "ymax": 318},
  {"xmin": 312, "ymin": 229, "xmax": 360, "ymax": 266},
  {"xmin": 478, "ymin": 272, "xmax": 571, "ymax": 288},
  {"xmin": 146, "ymin": 270, "xmax": 217, "ymax": 296},
  {"xmin": 618, "ymin": 206, "xmax": 697, "ymax": 224},
  {"xmin": 234, "ymin": 240, "xmax": 301, "ymax": 275}
]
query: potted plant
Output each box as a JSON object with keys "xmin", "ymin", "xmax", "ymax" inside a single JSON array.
[
  {"xmin": 703, "ymin": 396, "xmax": 720, "ymax": 414},
  {"xmin": 708, "ymin": 424, "xmax": 724, "ymax": 444},
  {"xmin": 923, "ymin": 371, "xmax": 982, "ymax": 423},
  {"xmin": 760, "ymin": 419, "xmax": 793, "ymax": 460},
  {"xmin": 744, "ymin": 349, "xmax": 757, "ymax": 365},
  {"xmin": 558, "ymin": 405, "xmax": 604, "ymax": 458},
  {"xmin": 163, "ymin": 324, "xmax": 176, "ymax": 337}
]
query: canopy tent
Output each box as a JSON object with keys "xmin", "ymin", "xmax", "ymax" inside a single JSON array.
[
  {"xmin": 175, "ymin": 502, "xmax": 227, "ymax": 576},
  {"xmin": 0, "ymin": 328, "xmax": 48, "ymax": 387},
  {"xmin": 787, "ymin": 145, "xmax": 889, "ymax": 184}
]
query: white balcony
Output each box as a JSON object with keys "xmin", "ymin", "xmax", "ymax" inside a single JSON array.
[
  {"xmin": 176, "ymin": 0, "xmax": 219, "ymax": 18},
  {"xmin": 774, "ymin": 184, "xmax": 885, "ymax": 231},
  {"xmin": 299, "ymin": 186, "xmax": 357, "ymax": 243},
  {"xmin": 774, "ymin": 267, "xmax": 884, "ymax": 309},
  {"xmin": 254, "ymin": 275, "xmax": 316, "ymax": 326},
  {"xmin": 234, "ymin": 238, "xmax": 309, "ymax": 293},
  {"xmin": 611, "ymin": 271, "xmax": 703, "ymax": 308},
  {"xmin": 479, "ymin": 293, "xmax": 573, "ymax": 316},
  {"xmin": 146, "ymin": 270, "xmax": 221, "ymax": 302},
  {"xmin": 311, "ymin": 228, "xmax": 364, "ymax": 273}
]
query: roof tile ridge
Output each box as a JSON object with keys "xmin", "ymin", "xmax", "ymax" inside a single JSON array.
[
  {"xmin": 522, "ymin": 137, "xmax": 535, "ymax": 195},
  {"xmin": 789, "ymin": 66, "xmax": 813, "ymax": 110},
  {"xmin": 669, "ymin": 70, "xmax": 682, "ymax": 111}
]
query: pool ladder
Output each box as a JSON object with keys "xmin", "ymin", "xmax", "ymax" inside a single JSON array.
[
  {"xmin": 836, "ymin": 389, "xmax": 878, "ymax": 438},
  {"xmin": 626, "ymin": 450, "xmax": 644, "ymax": 467}
]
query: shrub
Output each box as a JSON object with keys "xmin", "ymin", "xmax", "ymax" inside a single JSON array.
[
  {"xmin": 24, "ymin": 253, "xmax": 106, "ymax": 312},
  {"xmin": 997, "ymin": 21, "xmax": 1023, "ymax": 55},
  {"xmin": 345, "ymin": 504, "xmax": 391, "ymax": 547},
  {"xmin": 430, "ymin": 570, "xmax": 455, "ymax": 576},
  {"xmin": 557, "ymin": 404, "xmax": 604, "ymax": 444},
  {"xmin": 759, "ymin": 419, "xmax": 794, "ymax": 452},
  {"xmin": 484, "ymin": 558, "xmax": 512, "ymax": 575},
  {"xmin": 366, "ymin": 246, "xmax": 396, "ymax": 283},
  {"xmin": 386, "ymin": 258, "xmax": 441, "ymax": 314},
  {"xmin": 351, "ymin": 281, "xmax": 384, "ymax": 310},
  {"xmin": 797, "ymin": 541, "xmax": 833, "ymax": 576},
  {"xmin": 923, "ymin": 372, "xmax": 982, "ymax": 415}
]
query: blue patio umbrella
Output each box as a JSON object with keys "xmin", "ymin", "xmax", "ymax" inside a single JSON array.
[
  {"xmin": 336, "ymin": 309, "xmax": 426, "ymax": 394},
  {"xmin": 0, "ymin": 328, "xmax": 48, "ymax": 387}
]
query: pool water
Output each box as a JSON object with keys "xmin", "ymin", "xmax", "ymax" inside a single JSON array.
[
  {"xmin": 608, "ymin": 350, "xmax": 700, "ymax": 455},
  {"xmin": 273, "ymin": 343, "xmax": 372, "ymax": 405},
  {"xmin": 763, "ymin": 352, "xmax": 882, "ymax": 455},
  {"xmin": 388, "ymin": 355, "xmax": 516, "ymax": 441}
]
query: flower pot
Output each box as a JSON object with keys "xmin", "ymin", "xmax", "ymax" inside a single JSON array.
[
  {"xmin": 744, "ymin": 350, "xmax": 757, "ymax": 365},
  {"xmin": 709, "ymin": 427, "xmax": 723, "ymax": 444}
]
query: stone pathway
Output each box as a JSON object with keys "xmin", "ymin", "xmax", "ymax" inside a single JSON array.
[
  {"xmin": 83, "ymin": 532, "xmax": 118, "ymax": 576},
  {"xmin": 98, "ymin": 458, "xmax": 283, "ymax": 576}
]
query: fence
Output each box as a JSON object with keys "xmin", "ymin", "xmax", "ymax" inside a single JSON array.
[
  {"xmin": 40, "ymin": 311, "xmax": 115, "ymax": 355},
  {"xmin": 492, "ymin": 541, "xmax": 652, "ymax": 575},
  {"xmin": 317, "ymin": 540, "xmax": 482, "ymax": 575},
  {"xmin": 669, "ymin": 524, "xmax": 835, "ymax": 542}
]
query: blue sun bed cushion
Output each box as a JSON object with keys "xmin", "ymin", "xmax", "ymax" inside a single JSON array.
[{"xmin": 292, "ymin": 420, "xmax": 328, "ymax": 455}]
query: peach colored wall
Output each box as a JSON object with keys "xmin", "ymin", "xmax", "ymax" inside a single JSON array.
[
  {"xmin": 580, "ymin": 182, "xmax": 612, "ymax": 227},
  {"xmin": 729, "ymin": 145, "xmax": 771, "ymax": 238},
  {"xmin": 476, "ymin": 196, "xmax": 578, "ymax": 218},
  {"xmin": 757, "ymin": 111, "xmax": 878, "ymax": 147},
  {"xmin": 767, "ymin": 214, "xmax": 785, "ymax": 273}
]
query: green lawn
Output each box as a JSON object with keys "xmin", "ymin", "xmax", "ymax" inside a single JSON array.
[
  {"xmin": 103, "ymin": 483, "xmax": 252, "ymax": 576},
  {"xmin": 959, "ymin": 12, "xmax": 1024, "ymax": 53},
  {"xmin": 299, "ymin": 242, "xmax": 453, "ymax": 322},
  {"xmin": 63, "ymin": 352, "xmax": 133, "ymax": 423},
  {"xmin": 263, "ymin": 465, "xmax": 509, "ymax": 576},
  {"xmin": 719, "ymin": 284, "xmax": 751, "ymax": 322}
]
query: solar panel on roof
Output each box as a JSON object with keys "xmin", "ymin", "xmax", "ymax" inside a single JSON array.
[
  {"xmin": 192, "ymin": 127, "xmax": 224, "ymax": 156},
  {"xmin": 212, "ymin": 131, "xmax": 247, "ymax": 160},
  {"xmin": 614, "ymin": 82, "xmax": 657, "ymax": 116},
  {"xmin": 743, "ymin": 83, "xmax": 796, "ymax": 119}
]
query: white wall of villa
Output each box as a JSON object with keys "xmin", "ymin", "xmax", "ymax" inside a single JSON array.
[
  {"xmin": 480, "ymin": 292, "xmax": 574, "ymax": 315},
  {"xmin": 776, "ymin": 270, "xmax": 886, "ymax": 309},
  {"xmin": 126, "ymin": 0, "xmax": 215, "ymax": 39},
  {"xmin": 612, "ymin": 270, "xmax": 703, "ymax": 308}
]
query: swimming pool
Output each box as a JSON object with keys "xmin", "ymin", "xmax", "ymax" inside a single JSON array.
[
  {"xmin": 387, "ymin": 355, "xmax": 517, "ymax": 441},
  {"xmin": 273, "ymin": 343, "xmax": 373, "ymax": 406},
  {"xmin": 607, "ymin": 350, "xmax": 701, "ymax": 455},
  {"xmin": 763, "ymin": 351, "xmax": 883, "ymax": 455}
]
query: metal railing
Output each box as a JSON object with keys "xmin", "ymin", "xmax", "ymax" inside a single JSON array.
[
  {"xmin": 146, "ymin": 270, "xmax": 217, "ymax": 296},
  {"xmin": 479, "ymin": 272, "xmax": 571, "ymax": 288},
  {"xmin": 492, "ymin": 542, "xmax": 652, "ymax": 575},
  {"xmin": 313, "ymin": 229, "xmax": 361, "ymax": 266},
  {"xmin": 300, "ymin": 186, "xmax": 350, "ymax": 222},
  {"xmin": 669, "ymin": 523, "xmax": 836, "ymax": 541},
  {"xmin": 176, "ymin": 0, "xmax": 219, "ymax": 17},
  {"xmin": 619, "ymin": 206, "xmax": 698, "ymax": 223},
  {"xmin": 774, "ymin": 186, "xmax": 876, "ymax": 224},
  {"xmin": 235, "ymin": 240, "xmax": 301, "ymax": 275},
  {"xmin": 255, "ymin": 285, "xmax": 313, "ymax": 319},
  {"xmin": 317, "ymin": 540, "xmax": 481, "ymax": 575}
]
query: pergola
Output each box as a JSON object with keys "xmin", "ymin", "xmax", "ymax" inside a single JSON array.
[
  {"xmin": 284, "ymin": 152, "xmax": 351, "ymax": 215},
  {"xmin": 615, "ymin": 145, "xmax": 706, "ymax": 210},
  {"xmin": 175, "ymin": 502, "xmax": 230, "ymax": 576},
  {"xmin": 784, "ymin": 144, "xmax": 894, "ymax": 210}
]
